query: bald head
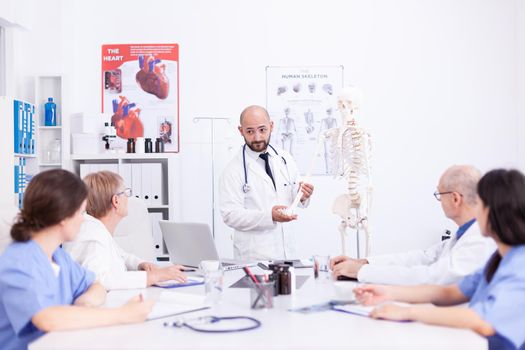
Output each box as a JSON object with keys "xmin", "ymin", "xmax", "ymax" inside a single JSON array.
[
  {"xmin": 440, "ymin": 165, "xmax": 481, "ymax": 206},
  {"xmin": 239, "ymin": 105, "xmax": 270, "ymax": 125},
  {"xmin": 238, "ymin": 105, "xmax": 273, "ymax": 152}
]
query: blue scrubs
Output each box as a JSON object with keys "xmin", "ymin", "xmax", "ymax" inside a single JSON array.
[
  {"xmin": 0, "ymin": 240, "xmax": 95, "ymax": 350},
  {"xmin": 458, "ymin": 245, "xmax": 525, "ymax": 350}
]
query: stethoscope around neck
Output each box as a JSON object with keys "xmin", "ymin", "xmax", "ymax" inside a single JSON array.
[{"xmin": 242, "ymin": 144, "xmax": 289, "ymax": 193}]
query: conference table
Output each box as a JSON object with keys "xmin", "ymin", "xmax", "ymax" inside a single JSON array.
[{"xmin": 30, "ymin": 266, "xmax": 487, "ymax": 350}]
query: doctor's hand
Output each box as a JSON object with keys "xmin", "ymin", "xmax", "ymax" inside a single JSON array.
[
  {"xmin": 118, "ymin": 295, "xmax": 155, "ymax": 324},
  {"xmin": 330, "ymin": 255, "xmax": 350, "ymax": 269},
  {"xmin": 138, "ymin": 262, "xmax": 160, "ymax": 271},
  {"xmin": 272, "ymin": 205, "xmax": 298, "ymax": 222},
  {"xmin": 331, "ymin": 257, "xmax": 369, "ymax": 278},
  {"xmin": 354, "ymin": 284, "xmax": 394, "ymax": 306},
  {"xmin": 299, "ymin": 182, "xmax": 314, "ymax": 202},
  {"xmin": 146, "ymin": 265, "xmax": 188, "ymax": 286},
  {"xmin": 369, "ymin": 303, "xmax": 412, "ymax": 321}
]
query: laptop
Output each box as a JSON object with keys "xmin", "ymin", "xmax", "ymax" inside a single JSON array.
[{"xmin": 159, "ymin": 221, "xmax": 255, "ymax": 271}]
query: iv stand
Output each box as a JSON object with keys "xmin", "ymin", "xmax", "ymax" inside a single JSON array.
[{"xmin": 192, "ymin": 117, "xmax": 231, "ymax": 238}]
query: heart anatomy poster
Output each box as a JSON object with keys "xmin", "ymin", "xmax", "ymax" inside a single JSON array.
[
  {"xmin": 102, "ymin": 44, "xmax": 179, "ymax": 152},
  {"xmin": 266, "ymin": 66, "xmax": 343, "ymax": 175}
]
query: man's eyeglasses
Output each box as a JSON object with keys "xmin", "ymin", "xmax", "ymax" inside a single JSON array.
[
  {"xmin": 433, "ymin": 191, "xmax": 463, "ymax": 201},
  {"xmin": 115, "ymin": 188, "xmax": 132, "ymax": 197}
]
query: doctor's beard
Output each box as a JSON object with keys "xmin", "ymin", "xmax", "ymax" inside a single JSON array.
[{"xmin": 245, "ymin": 135, "xmax": 271, "ymax": 153}]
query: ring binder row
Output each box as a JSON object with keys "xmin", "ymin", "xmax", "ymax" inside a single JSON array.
[
  {"xmin": 14, "ymin": 100, "xmax": 36, "ymax": 155},
  {"xmin": 78, "ymin": 162, "xmax": 164, "ymax": 206},
  {"xmin": 12, "ymin": 99, "xmax": 36, "ymax": 209},
  {"xmin": 13, "ymin": 158, "xmax": 33, "ymax": 209}
]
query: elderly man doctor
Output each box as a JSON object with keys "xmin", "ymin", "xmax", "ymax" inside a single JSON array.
[
  {"xmin": 219, "ymin": 105, "xmax": 314, "ymax": 261},
  {"xmin": 331, "ymin": 165, "xmax": 496, "ymax": 285}
]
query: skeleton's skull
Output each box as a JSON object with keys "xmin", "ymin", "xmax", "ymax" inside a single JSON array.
[{"xmin": 337, "ymin": 86, "xmax": 363, "ymax": 120}]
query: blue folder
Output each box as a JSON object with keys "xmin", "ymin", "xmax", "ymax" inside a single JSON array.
[{"xmin": 153, "ymin": 277, "xmax": 204, "ymax": 289}]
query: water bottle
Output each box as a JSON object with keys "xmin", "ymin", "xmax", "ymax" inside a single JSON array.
[{"xmin": 44, "ymin": 98, "xmax": 57, "ymax": 126}]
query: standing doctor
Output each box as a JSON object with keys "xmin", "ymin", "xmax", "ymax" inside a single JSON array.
[{"xmin": 219, "ymin": 105, "xmax": 314, "ymax": 261}]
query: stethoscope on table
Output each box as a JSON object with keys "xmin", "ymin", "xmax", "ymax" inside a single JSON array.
[
  {"xmin": 164, "ymin": 315, "xmax": 261, "ymax": 333},
  {"xmin": 242, "ymin": 144, "xmax": 294, "ymax": 194}
]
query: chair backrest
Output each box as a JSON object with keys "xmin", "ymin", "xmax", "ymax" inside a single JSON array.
[
  {"xmin": 0, "ymin": 204, "xmax": 19, "ymax": 255},
  {"xmin": 113, "ymin": 197, "xmax": 156, "ymax": 262}
]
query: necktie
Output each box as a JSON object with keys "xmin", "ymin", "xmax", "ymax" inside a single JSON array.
[{"xmin": 259, "ymin": 152, "xmax": 276, "ymax": 189}]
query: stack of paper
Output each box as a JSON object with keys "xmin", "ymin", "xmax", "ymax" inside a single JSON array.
[{"xmin": 148, "ymin": 291, "xmax": 208, "ymax": 320}]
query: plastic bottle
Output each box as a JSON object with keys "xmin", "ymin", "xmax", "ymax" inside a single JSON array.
[{"xmin": 44, "ymin": 98, "xmax": 57, "ymax": 126}]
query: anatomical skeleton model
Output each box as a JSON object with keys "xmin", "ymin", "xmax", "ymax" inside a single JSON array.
[{"xmin": 316, "ymin": 87, "xmax": 373, "ymax": 257}]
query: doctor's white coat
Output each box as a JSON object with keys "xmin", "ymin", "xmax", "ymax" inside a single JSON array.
[
  {"xmin": 219, "ymin": 146, "xmax": 308, "ymax": 261},
  {"xmin": 357, "ymin": 222, "xmax": 496, "ymax": 285}
]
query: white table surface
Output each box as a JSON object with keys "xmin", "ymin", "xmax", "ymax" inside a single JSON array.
[{"xmin": 29, "ymin": 267, "xmax": 487, "ymax": 350}]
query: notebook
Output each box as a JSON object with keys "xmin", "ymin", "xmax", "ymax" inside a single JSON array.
[{"xmin": 147, "ymin": 291, "xmax": 209, "ymax": 321}]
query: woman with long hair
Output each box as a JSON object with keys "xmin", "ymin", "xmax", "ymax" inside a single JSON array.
[{"xmin": 0, "ymin": 170, "xmax": 153, "ymax": 350}]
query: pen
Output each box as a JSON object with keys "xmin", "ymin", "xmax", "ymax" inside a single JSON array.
[
  {"xmin": 243, "ymin": 266, "xmax": 260, "ymax": 285},
  {"xmin": 181, "ymin": 268, "xmax": 196, "ymax": 272}
]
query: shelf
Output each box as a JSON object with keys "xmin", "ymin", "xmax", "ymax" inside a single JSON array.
[
  {"xmin": 14, "ymin": 153, "xmax": 37, "ymax": 158},
  {"xmin": 147, "ymin": 205, "xmax": 169, "ymax": 209},
  {"xmin": 71, "ymin": 153, "xmax": 173, "ymax": 160},
  {"xmin": 39, "ymin": 126, "xmax": 62, "ymax": 130},
  {"xmin": 39, "ymin": 163, "xmax": 61, "ymax": 167}
]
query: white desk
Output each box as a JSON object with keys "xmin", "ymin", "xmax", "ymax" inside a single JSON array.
[{"xmin": 30, "ymin": 268, "xmax": 487, "ymax": 350}]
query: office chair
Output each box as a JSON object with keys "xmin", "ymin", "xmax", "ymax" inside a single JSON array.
[{"xmin": 114, "ymin": 197, "xmax": 156, "ymax": 262}]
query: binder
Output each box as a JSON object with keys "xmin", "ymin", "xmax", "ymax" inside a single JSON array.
[
  {"xmin": 149, "ymin": 212, "xmax": 164, "ymax": 254},
  {"xmin": 30, "ymin": 104, "xmax": 36, "ymax": 154},
  {"xmin": 119, "ymin": 163, "xmax": 133, "ymax": 189},
  {"xmin": 131, "ymin": 163, "xmax": 142, "ymax": 200},
  {"xmin": 14, "ymin": 166, "xmax": 19, "ymax": 193},
  {"xmin": 22, "ymin": 102, "xmax": 28, "ymax": 154},
  {"xmin": 150, "ymin": 163, "xmax": 163, "ymax": 205},
  {"xmin": 13, "ymin": 100, "xmax": 19, "ymax": 153},
  {"xmin": 26, "ymin": 103, "xmax": 32, "ymax": 154},
  {"xmin": 141, "ymin": 163, "xmax": 153, "ymax": 204},
  {"xmin": 14, "ymin": 100, "xmax": 24, "ymax": 153}
]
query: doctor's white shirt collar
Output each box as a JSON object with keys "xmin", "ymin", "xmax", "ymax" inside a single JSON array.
[{"xmin": 244, "ymin": 145, "xmax": 274, "ymax": 160}]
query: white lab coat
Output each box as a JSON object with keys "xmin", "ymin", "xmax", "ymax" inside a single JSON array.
[
  {"xmin": 63, "ymin": 214, "xmax": 147, "ymax": 290},
  {"xmin": 219, "ymin": 145, "xmax": 308, "ymax": 261},
  {"xmin": 357, "ymin": 222, "xmax": 496, "ymax": 285}
]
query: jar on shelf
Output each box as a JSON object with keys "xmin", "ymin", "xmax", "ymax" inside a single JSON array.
[{"xmin": 45, "ymin": 139, "xmax": 61, "ymax": 164}]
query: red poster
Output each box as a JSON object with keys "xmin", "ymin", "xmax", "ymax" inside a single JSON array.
[{"xmin": 102, "ymin": 44, "xmax": 179, "ymax": 152}]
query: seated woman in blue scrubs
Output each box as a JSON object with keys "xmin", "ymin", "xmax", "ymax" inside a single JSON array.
[
  {"xmin": 0, "ymin": 169, "xmax": 154, "ymax": 350},
  {"xmin": 354, "ymin": 168, "xmax": 525, "ymax": 350}
]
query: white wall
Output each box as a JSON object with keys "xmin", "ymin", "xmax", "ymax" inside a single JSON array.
[{"xmin": 5, "ymin": 0, "xmax": 521, "ymax": 258}]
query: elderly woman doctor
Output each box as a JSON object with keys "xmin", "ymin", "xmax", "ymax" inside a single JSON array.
[{"xmin": 219, "ymin": 105, "xmax": 314, "ymax": 261}]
